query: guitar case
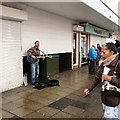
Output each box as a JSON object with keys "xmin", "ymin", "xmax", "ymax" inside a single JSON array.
[{"xmin": 34, "ymin": 79, "xmax": 60, "ymax": 90}]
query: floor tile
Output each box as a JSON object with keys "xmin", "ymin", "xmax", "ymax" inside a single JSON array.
[
  {"xmin": 2, "ymin": 102, "xmax": 23, "ymax": 111},
  {"xmin": 46, "ymin": 94, "xmax": 63, "ymax": 101},
  {"xmin": 71, "ymin": 100, "xmax": 89, "ymax": 109},
  {"xmin": 48, "ymin": 96, "xmax": 88, "ymax": 110},
  {"xmin": 4, "ymin": 93, "xmax": 24, "ymax": 102},
  {"xmin": 56, "ymin": 91, "xmax": 71, "ymax": 97},
  {"xmin": 10, "ymin": 107, "xmax": 33, "ymax": 117},
  {"xmin": 23, "ymin": 102, "xmax": 44, "ymax": 111},
  {"xmin": 2, "ymin": 86, "xmax": 30, "ymax": 98},
  {"xmin": 23, "ymin": 111, "xmax": 48, "ymax": 118},
  {"xmin": 2, "ymin": 110, "xmax": 14, "ymax": 118},
  {"xmin": 11, "ymin": 98, "xmax": 34, "ymax": 107},
  {"xmin": 80, "ymin": 109, "xmax": 103, "ymax": 118},
  {"xmin": 33, "ymin": 97, "xmax": 55, "ymax": 106},
  {"xmin": 51, "ymin": 111, "xmax": 72, "ymax": 118},
  {"xmin": 48, "ymin": 97, "xmax": 74, "ymax": 110},
  {"xmin": 62, "ymin": 105, "xmax": 85, "ymax": 116},
  {"xmin": 66, "ymin": 93, "xmax": 93, "ymax": 105},
  {"xmin": 36, "ymin": 106, "xmax": 60, "ymax": 117},
  {"xmin": 2, "ymin": 98, "xmax": 10, "ymax": 105}
]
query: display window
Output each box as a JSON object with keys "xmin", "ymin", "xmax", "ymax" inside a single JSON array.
[{"xmin": 81, "ymin": 35, "xmax": 88, "ymax": 64}]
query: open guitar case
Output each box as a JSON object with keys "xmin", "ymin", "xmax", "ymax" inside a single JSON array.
[{"xmin": 34, "ymin": 79, "xmax": 60, "ymax": 90}]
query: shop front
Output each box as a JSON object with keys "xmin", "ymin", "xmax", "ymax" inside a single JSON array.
[
  {"xmin": 82, "ymin": 23, "xmax": 111, "ymax": 47},
  {"xmin": 72, "ymin": 23, "xmax": 111, "ymax": 69},
  {"xmin": 72, "ymin": 25, "xmax": 89, "ymax": 69}
]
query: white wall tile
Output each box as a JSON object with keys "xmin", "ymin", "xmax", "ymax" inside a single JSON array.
[{"xmin": 21, "ymin": 6, "xmax": 73, "ymax": 56}]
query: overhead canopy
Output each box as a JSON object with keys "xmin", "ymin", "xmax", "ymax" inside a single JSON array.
[
  {"xmin": 24, "ymin": 2, "xmax": 120, "ymax": 32},
  {"xmin": 2, "ymin": 1, "xmax": 120, "ymax": 32}
]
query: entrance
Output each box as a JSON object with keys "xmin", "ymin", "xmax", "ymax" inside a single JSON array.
[
  {"xmin": 80, "ymin": 34, "xmax": 89, "ymax": 66},
  {"xmin": 73, "ymin": 32, "xmax": 78, "ymax": 69},
  {"xmin": 72, "ymin": 32, "xmax": 89, "ymax": 69}
]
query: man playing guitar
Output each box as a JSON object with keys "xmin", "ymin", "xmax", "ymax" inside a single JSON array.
[{"xmin": 27, "ymin": 41, "xmax": 45, "ymax": 87}]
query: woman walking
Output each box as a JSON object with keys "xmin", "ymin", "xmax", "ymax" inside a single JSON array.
[{"xmin": 84, "ymin": 43, "xmax": 120, "ymax": 119}]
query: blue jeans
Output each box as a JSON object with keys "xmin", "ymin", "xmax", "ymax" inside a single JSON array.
[{"xmin": 31, "ymin": 63, "xmax": 39, "ymax": 84}]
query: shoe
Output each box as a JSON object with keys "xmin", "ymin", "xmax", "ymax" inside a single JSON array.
[
  {"xmin": 31, "ymin": 82, "xmax": 35, "ymax": 85},
  {"xmin": 33, "ymin": 85, "xmax": 35, "ymax": 88},
  {"xmin": 89, "ymin": 73, "xmax": 93, "ymax": 74},
  {"xmin": 89, "ymin": 72, "xmax": 95, "ymax": 75}
]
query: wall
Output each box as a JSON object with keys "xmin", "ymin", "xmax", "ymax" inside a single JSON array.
[
  {"xmin": 21, "ymin": 6, "xmax": 73, "ymax": 56},
  {"xmin": 90, "ymin": 35, "xmax": 106, "ymax": 47}
]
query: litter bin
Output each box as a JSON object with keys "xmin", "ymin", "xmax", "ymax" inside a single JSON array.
[{"xmin": 41, "ymin": 55, "xmax": 59, "ymax": 79}]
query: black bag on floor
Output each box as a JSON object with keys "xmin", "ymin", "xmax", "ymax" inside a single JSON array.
[{"xmin": 34, "ymin": 79, "xmax": 60, "ymax": 90}]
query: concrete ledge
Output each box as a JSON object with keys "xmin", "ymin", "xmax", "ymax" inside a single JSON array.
[{"xmin": 0, "ymin": 5, "xmax": 28, "ymax": 21}]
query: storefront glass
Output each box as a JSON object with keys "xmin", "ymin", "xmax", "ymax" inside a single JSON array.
[{"xmin": 81, "ymin": 35, "xmax": 88, "ymax": 64}]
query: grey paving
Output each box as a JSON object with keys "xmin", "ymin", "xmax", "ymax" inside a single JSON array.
[{"xmin": 1, "ymin": 66, "xmax": 103, "ymax": 119}]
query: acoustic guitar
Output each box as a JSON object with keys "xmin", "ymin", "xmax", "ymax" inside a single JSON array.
[{"xmin": 27, "ymin": 55, "xmax": 52, "ymax": 63}]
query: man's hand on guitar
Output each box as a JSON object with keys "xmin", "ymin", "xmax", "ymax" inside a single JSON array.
[
  {"xmin": 31, "ymin": 55, "xmax": 36, "ymax": 59},
  {"xmin": 42, "ymin": 56, "xmax": 46, "ymax": 60},
  {"xmin": 36, "ymin": 56, "xmax": 45, "ymax": 59}
]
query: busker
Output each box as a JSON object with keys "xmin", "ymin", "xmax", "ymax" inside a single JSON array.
[{"xmin": 27, "ymin": 41, "xmax": 45, "ymax": 87}]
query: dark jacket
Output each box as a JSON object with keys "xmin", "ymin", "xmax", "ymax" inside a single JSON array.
[
  {"xmin": 88, "ymin": 55, "xmax": 120, "ymax": 107},
  {"xmin": 95, "ymin": 48, "xmax": 100, "ymax": 62},
  {"xmin": 27, "ymin": 47, "xmax": 40, "ymax": 63}
]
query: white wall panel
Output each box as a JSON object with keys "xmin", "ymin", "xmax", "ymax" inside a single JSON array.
[
  {"xmin": 101, "ymin": 37, "xmax": 106, "ymax": 45},
  {"xmin": 21, "ymin": 6, "xmax": 73, "ymax": 56},
  {"xmin": 90, "ymin": 35, "xmax": 106, "ymax": 47},
  {"xmin": 1, "ymin": 20, "xmax": 23, "ymax": 92}
]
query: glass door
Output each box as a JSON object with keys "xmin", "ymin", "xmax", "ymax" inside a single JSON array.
[
  {"xmin": 73, "ymin": 32, "xmax": 77, "ymax": 64},
  {"xmin": 81, "ymin": 35, "xmax": 88, "ymax": 65}
]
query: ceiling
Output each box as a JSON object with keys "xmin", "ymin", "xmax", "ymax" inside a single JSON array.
[{"xmin": 24, "ymin": 2, "xmax": 120, "ymax": 32}]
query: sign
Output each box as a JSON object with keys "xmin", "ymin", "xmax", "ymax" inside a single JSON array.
[
  {"xmin": 73, "ymin": 25, "xmax": 84, "ymax": 32},
  {"xmin": 82, "ymin": 23, "xmax": 110, "ymax": 38}
]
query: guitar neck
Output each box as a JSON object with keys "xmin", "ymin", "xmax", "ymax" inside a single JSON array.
[
  {"xmin": 36, "ymin": 55, "xmax": 52, "ymax": 59},
  {"xmin": 36, "ymin": 56, "xmax": 43, "ymax": 59}
]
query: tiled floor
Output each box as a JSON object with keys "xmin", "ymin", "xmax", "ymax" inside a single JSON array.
[{"xmin": 1, "ymin": 66, "xmax": 103, "ymax": 119}]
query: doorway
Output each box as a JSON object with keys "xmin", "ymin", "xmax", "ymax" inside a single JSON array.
[
  {"xmin": 72, "ymin": 32, "xmax": 79, "ymax": 69},
  {"xmin": 80, "ymin": 34, "xmax": 89, "ymax": 66}
]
